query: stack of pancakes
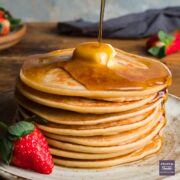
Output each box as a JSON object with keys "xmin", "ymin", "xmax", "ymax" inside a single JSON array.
[{"xmin": 15, "ymin": 45, "xmax": 171, "ymax": 168}]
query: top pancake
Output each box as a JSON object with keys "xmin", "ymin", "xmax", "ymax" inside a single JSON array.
[{"xmin": 20, "ymin": 48, "xmax": 170, "ymax": 99}]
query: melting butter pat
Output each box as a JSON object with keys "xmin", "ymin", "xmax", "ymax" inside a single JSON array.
[{"xmin": 72, "ymin": 42, "xmax": 116, "ymax": 65}]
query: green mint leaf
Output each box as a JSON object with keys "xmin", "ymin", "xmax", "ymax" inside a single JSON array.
[
  {"xmin": 148, "ymin": 46, "xmax": 166, "ymax": 58},
  {"xmin": 0, "ymin": 137, "xmax": 14, "ymax": 164},
  {"xmin": 158, "ymin": 31, "xmax": 174, "ymax": 46},
  {"xmin": 8, "ymin": 121, "xmax": 34, "ymax": 140}
]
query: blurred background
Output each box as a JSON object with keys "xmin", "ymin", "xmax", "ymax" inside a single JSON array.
[{"xmin": 0, "ymin": 0, "xmax": 180, "ymax": 22}]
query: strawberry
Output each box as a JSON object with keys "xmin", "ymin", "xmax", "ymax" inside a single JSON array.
[
  {"xmin": 175, "ymin": 31, "xmax": 180, "ymax": 41},
  {"xmin": 146, "ymin": 35, "xmax": 159, "ymax": 49},
  {"xmin": 0, "ymin": 18, "xmax": 10, "ymax": 35},
  {"xmin": 166, "ymin": 38, "xmax": 180, "ymax": 55},
  {"xmin": 146, "ymin": 30, "xmax": 180, "ymax": 58},
  {"xmin": 0, "ymin": 121, "xmax": 54, "ymax": 174},
  {"xmin": 0, "ymin": 10, "xmax": 5, "ymax": 18},
  {"xmin": 0, "ymin": 7, "xmax": 22, "ymax": 33}
]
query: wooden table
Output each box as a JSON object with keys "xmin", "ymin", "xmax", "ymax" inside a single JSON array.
[{"xmin": 0, "ymin": 23, "xmax": 180, "ymax": 96}]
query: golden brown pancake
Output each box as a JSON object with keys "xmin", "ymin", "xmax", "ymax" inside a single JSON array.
[
  {"xmin": 53, "ymin": 135, "xmax": 162, "ymax": 168},
  {"xmin": 16, "ymin": 80, "xmax": 157, "ymax": 114},
  {"xmin": 36, "ymin": 108, "xmax": 161, "ymax": 137},
  {"xmin": 42, "ymin": 116, "xmax": 164, "ymax": 154},
  {"xmin": 42, "ymin": 114, "xmax": 162, "ymax": 147},
  {"xmin": 15, "ymin": 90, "xmax": 164, "ymax": 125}
]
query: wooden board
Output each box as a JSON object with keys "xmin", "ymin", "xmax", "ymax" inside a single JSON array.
[{"xmin": 0, "ymin": 23, "xmax": 179, "ymax": 96}]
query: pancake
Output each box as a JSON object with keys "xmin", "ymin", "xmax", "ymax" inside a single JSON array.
[
  {"xmin": 18, "ymin": 106, "xmax": 153, "ymax": 129},
  {"xmin": 16, "ymin": 80, "xmax": 157, "ymax": 114},
  {"xmin": 46, "ymin": 108, "xmax": 159, "ymax": 130},
  {"xmin": 42, "ymin": 113, "xmax": 162, "ymax": 147},
  {"xmin": 36, "ymin": 107, "xmax": 161, "ymax": 136},
  {"xmin": 95, "ymin": 95, "xmax": 150, "ymax": 102},
  {"xmin": 20, "ymin": 48, "xmax": 170, "ymax": 98},
  {"xmin": 49, "ymin": 130, "xmax": 163, "ymax": 160},
  {"xmin": 15, "ymin": 42, "xmax": 171, "ymax": 169},
  {"xmin": 15, "ymin": 91, "xmax": 164, "ymax": 125},
  {"xmin": 53, "ymin": 135, "xmax": 162, "ymax": 168},
  {"xmin": 44, "ymin": 116, "xmax": 164, "ymax": 154},
  {"xmin": 50, "ymin": 146, "xmax": 145, "ymax": 160}
]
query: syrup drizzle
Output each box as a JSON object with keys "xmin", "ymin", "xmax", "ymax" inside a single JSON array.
[{"xmin": 98, "ymin": 0, "xmax": 106, "ymax": 43}]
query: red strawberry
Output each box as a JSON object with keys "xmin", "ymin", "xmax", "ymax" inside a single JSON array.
[
  {"xmin": 175, "ymin": 31, "xmax": 180, "ymax": 41},
  {"xmin": 146, "ymin": 35, "xmax": 159, "ymax": 49},
  {"xmin": 0, "ymin": 18, "xmax": 10, "ymax": 35},
  {"xmin": 166, "ymin": 38, "xmax": 180, "ymax": 55},
  {"xmin": 0, "ymin": 7, "xmax": 22, "ymax": 33},
  {"xmin": 0, "ymin": 10, "xmax": 5, "ymax": 18},
  {"xmin": 0, "ymin": 121, "xmax": 54, "ymax": 174},
  {"xmin": 146, "ymin": 30, "xmax": 180, "ymax": 58}
]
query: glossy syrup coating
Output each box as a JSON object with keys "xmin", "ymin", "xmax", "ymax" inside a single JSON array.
[
  {"xmin": 63, "ymin": 42, "xmax": 172, "ymax": 90},
  {"xmin": 22, "ymin": 42, "xmax": 172, "ymax": 91}
]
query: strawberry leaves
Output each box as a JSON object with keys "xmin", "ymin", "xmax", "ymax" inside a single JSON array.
[
  {"xmin": 25, "ymin": 115, "xmax": 48, "ymax": 125},
  {"xmin": 0, "ymin": 138, "xmax": 14, "ymax": 164},
  {"xmin": 0, "ymin": 23, "xmax": 3, "ymax": 32},
  {"xmin": 8, "ymin": 121, "xmax": 34, "ymax": 140},
  {"xmin": 10, "ymin": 18, "xmax": 22, "ymax": 31},
  {"xmin": 158, "ymin": 31, "xmax": 174, "ymax": 46},
  {"xmin": 148, "ymin": 46, "xmax": 166, "ymax": 58},
  {"xmin": 0, "ymin": 121, "xmax": 8, "ymax": 141}
]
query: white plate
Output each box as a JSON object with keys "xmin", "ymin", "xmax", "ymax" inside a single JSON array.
[{"xmin": 0, "ymin": 93, "xmax": 180, "ymax": 180}]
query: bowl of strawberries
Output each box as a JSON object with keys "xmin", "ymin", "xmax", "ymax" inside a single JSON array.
[{"xmin": 0, "ymin": 7, "xmax": 26, "ymax": 50}]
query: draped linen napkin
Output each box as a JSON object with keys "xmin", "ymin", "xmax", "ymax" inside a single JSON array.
[{"xmin": 57, "ymin": 6, "xmax": 180, "ymax": 39}]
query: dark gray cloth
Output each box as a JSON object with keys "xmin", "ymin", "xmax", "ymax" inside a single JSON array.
[{"xmin": 57, "ymin": 6, "xmax": 180, "ymax": 39}]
